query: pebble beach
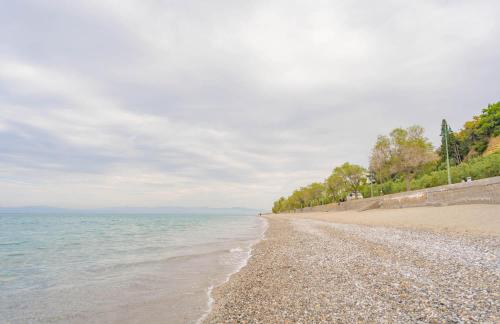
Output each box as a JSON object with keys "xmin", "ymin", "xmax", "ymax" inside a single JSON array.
[{"xmin": 205, "ymin": 205, "xmax": 500, "ymax": 323}]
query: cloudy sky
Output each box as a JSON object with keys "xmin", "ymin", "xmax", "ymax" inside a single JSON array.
[{"xmin": 1, "ymin": 0, "xmax": 499, "ymax": 209}]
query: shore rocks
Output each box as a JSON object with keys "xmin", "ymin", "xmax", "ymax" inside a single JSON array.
[{"xmin": 205, "ymin": 213, "xmax": 499, "ymax": 323}]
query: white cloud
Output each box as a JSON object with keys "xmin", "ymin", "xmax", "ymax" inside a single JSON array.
[{"xmin": 0, "ymin": 0, "xmax": 499, "ymax": 208}]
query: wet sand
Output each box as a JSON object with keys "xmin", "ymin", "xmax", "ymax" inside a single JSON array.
[{"xmin": 205, "ymin": 204, "xmax": 500, "ymax": 323}]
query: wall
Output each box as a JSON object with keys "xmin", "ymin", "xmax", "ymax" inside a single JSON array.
[{"xmin": 290, "ymin": 176, "xmax": 500, "ymax": 213}]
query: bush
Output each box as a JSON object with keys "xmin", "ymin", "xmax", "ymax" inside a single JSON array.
[
  {"xmin": 372, "ymin": 153, "xmax": 500, "ymax": 195},
  {"xmin": 272, "ymin": 153, "xmax": 499, "ymax": 212}
]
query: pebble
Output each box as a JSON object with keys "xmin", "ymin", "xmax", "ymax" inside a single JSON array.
[{"xmin": 205, "ymin": 215, "xmax": 500, "ymax": 323}]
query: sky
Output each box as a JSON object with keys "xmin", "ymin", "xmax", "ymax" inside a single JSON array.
[{"xmin": 1, "ymin": 0, "xmax": 499, "ymax": 209}]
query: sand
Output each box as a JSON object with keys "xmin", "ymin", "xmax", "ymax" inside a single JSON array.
[
  {"xmin": 286, "ymin": 204, "xmax": 500, "ymax": 235},
  {"xmin": 205, "ymin": 204, "xmax": 500, "ymax": 323}
]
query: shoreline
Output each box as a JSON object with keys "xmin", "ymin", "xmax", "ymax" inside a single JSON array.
[
  {"xmin": 204, "ymin": 204, "xmax": 500, "ymax": 322},
  {"xmin": 0, "ymin": 212, "xmax": 268, "ymax": 324},
  {"xmin": 197, "ymin": 216, "xmax": 269, "ymax": 324}
]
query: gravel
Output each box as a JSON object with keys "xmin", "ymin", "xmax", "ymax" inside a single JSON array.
[{"xmin": 204, "ymin": 213, "xmax": 500, "ymax": 323}]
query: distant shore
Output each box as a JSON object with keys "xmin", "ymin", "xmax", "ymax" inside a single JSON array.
[{"xmin": 205, "ymin": 205, "xmax": 500, "ymax": 322}]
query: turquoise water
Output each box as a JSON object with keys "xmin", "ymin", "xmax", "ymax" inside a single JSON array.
[{"xmin": 0, "ymin": 212, "xmax": 265, "ymax": 323}]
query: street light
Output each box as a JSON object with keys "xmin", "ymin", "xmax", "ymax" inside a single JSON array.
[{"xmin": 441, "ymin": 119, "xmax": 452, "ymax": 185}]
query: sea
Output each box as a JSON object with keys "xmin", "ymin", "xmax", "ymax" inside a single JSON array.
[{"xmin": 0, "ymin": 211, "xmax": 266, "ymax": 323}]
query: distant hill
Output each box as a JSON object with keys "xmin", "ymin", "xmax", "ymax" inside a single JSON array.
[{"xmin": 0, "ymin": 206, "xmax": 69, "ymax": 214}]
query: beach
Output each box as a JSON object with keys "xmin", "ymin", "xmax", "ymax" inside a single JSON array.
[{"xmin": 205, "ymin": 205, "xmax": 500, "ymax": 323}]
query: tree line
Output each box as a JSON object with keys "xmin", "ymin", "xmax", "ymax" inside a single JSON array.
[{"xmin": 272, "ymin": 102, "xmax": 500, "ymax": 213}]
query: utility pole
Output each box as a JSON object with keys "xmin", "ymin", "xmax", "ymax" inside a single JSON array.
[{"xmin": 442, "ymin": 119, "xmax": 452, "ymax": 185}]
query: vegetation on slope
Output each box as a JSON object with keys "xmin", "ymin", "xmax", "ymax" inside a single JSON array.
[{"xmin": 272, "ymin": 102, "xmax": 500, "ymax": 213}]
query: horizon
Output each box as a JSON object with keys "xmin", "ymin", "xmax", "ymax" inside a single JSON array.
[
  {"xmin": 0, "ymin": 205, "xmax": 261, "ymax": 210},
  {"xmin": 0, "ymin": 205, "xmax": 263, "ymax": 214},
  {"xmin": 1, "ymin": 1, "xmax": 499, "ymax": 209}
]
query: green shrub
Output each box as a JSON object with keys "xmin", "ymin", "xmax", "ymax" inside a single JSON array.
[{"xmin": 374, "ymin": 152, "xmax": 500, "ymax": 195}]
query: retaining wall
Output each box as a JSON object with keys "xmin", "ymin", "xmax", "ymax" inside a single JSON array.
[{"xmin": 290, "ymin": 176, "xmax": 500, "ymax": 213}]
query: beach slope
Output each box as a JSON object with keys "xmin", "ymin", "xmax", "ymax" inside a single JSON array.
[{"xmin": 205, "ymin": 205, "xmax": 499, "ymax": 323}]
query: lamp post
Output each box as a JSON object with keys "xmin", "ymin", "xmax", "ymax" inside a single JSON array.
[{"xmin": 442, "ymin": 119, "xmax": 452, "ymax": 185}]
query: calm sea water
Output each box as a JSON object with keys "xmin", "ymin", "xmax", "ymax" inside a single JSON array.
[{"xmin": 0, "ymin": 212, "xmax": 266, "ymax": 323}]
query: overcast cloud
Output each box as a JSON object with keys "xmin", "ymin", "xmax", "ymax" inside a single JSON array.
[{"xmin": 1, "ymin": 0, "xmax": 499, "ymax": 209}]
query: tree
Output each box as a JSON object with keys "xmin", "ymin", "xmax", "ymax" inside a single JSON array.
[
  {"xmin": 369, "ymin": 135, "xmax": 392, "ymax": 183},
  {"xmin": 288, "ymin": 190, "xmax": 304, "ymax": 210},
  {"xmin": 439, "ymin": 120, "xmax": 462, "ymax": 166},
  {"xmin": 455, "ymin": 102, "xmax": 500, "ymax": 157},
  {"xmin": 476, "ymin": 102, "xmax": 500, "ymax": 138},
  {"xmin": 332, "ymin": 162, "xmax": 366, "ymax": 197},
  {"xmin": 271, "ymin": 103, "xmax": 499, "ymax": 212},
  {"xmin": 473, "ymin": 102, "xmax": 500, "ymax": 154},
  {"xmin": 325, "ymin": 171, "xmax": 348, "ymax": 202},
  {"xmin": 272, "ymin": 197, "xmax": 287, "ymax": 213},
  {"xmin": 388, "ymin": 126, "xmax": 438, "ymax": 191},
  {"xmin": 305, "ymin": 182, "xmax": 326, "ymax": 206}
]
